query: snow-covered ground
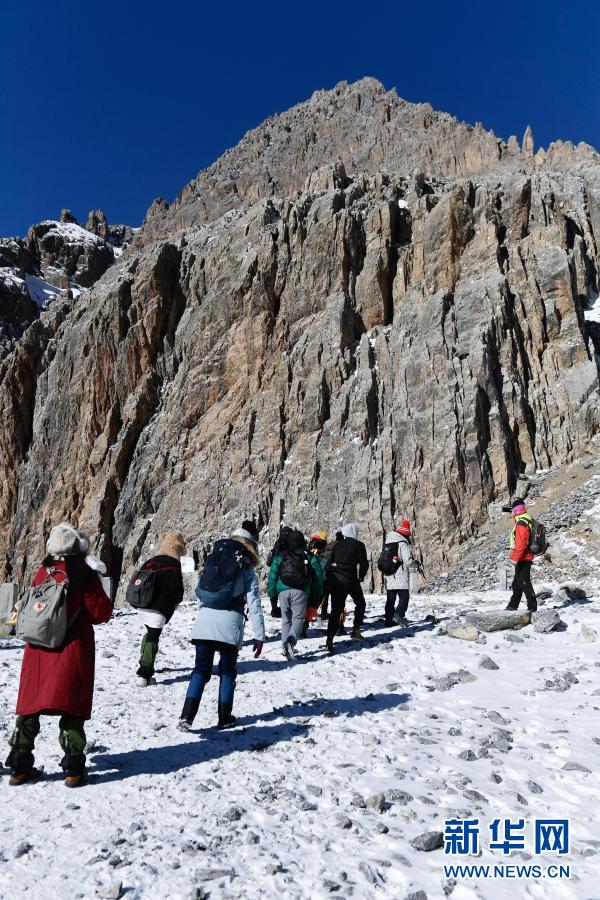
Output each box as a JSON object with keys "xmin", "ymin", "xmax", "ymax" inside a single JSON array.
[{"xmin": 1, "ymin": 587, "xmax": 599, "ymax": 900}]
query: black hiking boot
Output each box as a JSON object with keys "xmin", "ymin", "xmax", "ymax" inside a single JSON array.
[
  {"xmin": 217, "ymin": 702, "xmax": 237, "ymax": 730},
  {"xmin": 325, "ymin": 639, "xmax": 334, "ymax": 654},
  {"xmin": 178, "ymin": 697, "xmax": 200, "ymax": 731},
  {"xmin": 505, "ymin": 602, "xmax": 520, "ymax": 611}
]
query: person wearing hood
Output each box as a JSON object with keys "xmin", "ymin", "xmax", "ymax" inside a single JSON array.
[
  {"xmin": 5, "ymin": 523, "xmax": 112, "ymax": 787},
  {"xmin": 383, "ymin": 520, "xmax": 417, "ymax": 627},
  {"xmin": 505, "ymin": 499, "xmax": 537, "ymax": 612},
  {"xmin": 268, "ymin": 530, "xmax": 324, "ymax": 660},
  {"xmin": 325, "ymin": 523, "xmax": 369, "ymax": 652},
  {"xmin": 134, "ymin": 532, "xmax": 186, "ymax": 687},
  {"xmin": 178, "ymin": 526, "xmax": 265, "ymax": 731}
]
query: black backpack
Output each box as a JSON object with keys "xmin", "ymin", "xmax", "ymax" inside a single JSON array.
[
  {"xmin": 197, "ymin": 539, "xmax": 246, "ymax": 608},
  {"xmin": 279, "ymin": 549, "xmax": 311, "ymax": 590},
  {"xmin": 377, "ymin": 543, "xmax": 402, "ymax": 576},
  {"xmin": 267, "ymin": 526, "xmax": 292, "ymax": 566},
  {"xmin": 527, "ymin": 519, "xmax": 548, "ymax": 555},
  {"xmin": 126, "ymin": 560, "xmax": 179, "ymax": 609}
]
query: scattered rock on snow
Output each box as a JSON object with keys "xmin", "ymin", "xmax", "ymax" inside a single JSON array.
[
  {"xmin": 581, "ymin": 624, "xmax": 598, "ymax": 642},
  {"xmin": 563, "ymin": 761, "xmax": 591, "ymax": 773},
  {"xmin": 387, "ymin": 789, "xmax": 414, "ymax": 804},
  {"xmin": 479, "ymin": 655, "xmax": 499, "ymax": 670},
  {"xmin": 434, "ymin": 669, "xmax": 477, "ymax": 691},
  {"xmin": 410, "ymin": 831, "xmax": 444, "ymax": 852},
  {"xmin": 335, "ymin": 815, "xmax": 353, "ymax": 829},
  {"xmin": 465, "ymin": 610, "xmax": 530, "ymax": 632},
  {"xmin": 504, "ymin": 633, "xmax": 525, "ymax": 643},
  {"xmin": 527, "ymin": 781, "xmax": 543, "ymax": 794},
  {"xmin": 97, "ymin": 884, "xmax": 123, "ymax": 900},
  {"xmin": 487, "ymin": 710, "xmax": 509, "ymax": 726},
  {"xmin": 14, "ymin": 842, "xmax": 32, "ymax": 859},
  {"xmin": 445, "ymin": 622, "xmax": 479, "ymax": 641},
  {"xmin": 365, "ymin": 793, "xmax": 386, "ymax": 812},
  {"xmin": 458, "ymin": 750, "xmax": 477, "ymax": 761},
  {"xmin": 531, "ymin": 610, "xmax": 564, "ymax": 633}
]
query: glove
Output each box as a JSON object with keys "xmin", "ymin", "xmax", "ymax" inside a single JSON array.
[{"xmin": 253, "ymin": 640, "xmax": 263, "ymax": 658}]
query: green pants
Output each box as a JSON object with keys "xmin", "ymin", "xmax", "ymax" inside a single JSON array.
[
  {"xmin": 137, "ymin": 626, "xmax": 162, "ymax": 678},
  {"xmin": 6, "ymin": 714, "xmax": 87, "ymax": 774}
]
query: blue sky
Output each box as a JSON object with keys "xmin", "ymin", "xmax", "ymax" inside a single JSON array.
[{"xmin": 1, "ymin": 0, "xmax": 598, "ymax": 236}]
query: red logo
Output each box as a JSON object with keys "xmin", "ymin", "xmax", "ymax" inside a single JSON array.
[
  {"xmin": 134, "ymin": 579, "xmax": 142, "ymax": 586},
  {"xmin": 34, "ymin": 602, "xmax": 46, "ymax": 613}
]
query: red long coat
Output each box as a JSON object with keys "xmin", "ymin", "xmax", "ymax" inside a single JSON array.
[
  {"xmin": 16, "ymin": 562, "xmax": 112, "ymax": 719},
  {"xmin": 510, "ymin": 522, "xmax": 535, "ymax": 564}
]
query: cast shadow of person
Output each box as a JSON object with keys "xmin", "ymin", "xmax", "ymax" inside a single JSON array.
[{"xmin": 89, "ymin": 690, "xmax": 410, "ymax": 783}]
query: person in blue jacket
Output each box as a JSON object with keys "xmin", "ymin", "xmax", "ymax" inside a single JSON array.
[{"xmin": 178, "ymin": 525, "xmax": 265, "ymax": 731}]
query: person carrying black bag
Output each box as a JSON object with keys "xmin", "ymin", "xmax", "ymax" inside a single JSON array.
[{"xmin": 325, "ymin": 523, "xmax": 369, "ymax": 653}]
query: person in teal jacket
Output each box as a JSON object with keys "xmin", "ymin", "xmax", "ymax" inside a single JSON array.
[{"xmin": 267, "ymin": 530, "xmax": 324, "ymax": 661}]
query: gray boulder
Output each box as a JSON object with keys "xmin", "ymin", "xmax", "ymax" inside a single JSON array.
[
  {"xmin": 531, "ymin": 610, "xmax": 563, "ymax": 633},
  {"xmin": 410, "ymin": 831, "xmax": 444, "ymax": 852},
  {"xmin": 446, "ymin": 622, "xmax": 479, "ymax": 641},
  {"xmin": 465, "ymin": 610, "xmax": 530, "ymax": 632}
]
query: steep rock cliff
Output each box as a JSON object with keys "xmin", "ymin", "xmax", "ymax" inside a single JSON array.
[{"xmin": 1, "ymin": 79, "xmax": 599, "ymax": 587}]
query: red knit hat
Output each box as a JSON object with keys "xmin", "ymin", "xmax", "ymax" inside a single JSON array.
[{"xmin": 396, "ymin": 519, "xmax": 411, "ymax": 537}]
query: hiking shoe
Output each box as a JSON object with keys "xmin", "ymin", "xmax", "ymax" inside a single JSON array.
[
  {"xmin": 178, "ymin": 719, "xmax": 193, "ymax": 732},
  {"xmin": 217, "ymin": 715, "xmax": 238, "ymax": 731},
  {"xmin": 65, "ymin": 770, "xmax": 88, "ymax": 788},
  {"xmin": 384, "ymin": 618, "xmax": 395, "ymax": 628},
  {"xmin": 9, "ymin": 768, "xmax": 42, "ymax": 786},
  {"xmin": 505, "ymin": 603, "xmax": 520, "ymax": 611},
  {"xmin": 136, "ymin": 676, "xmax": 157, "ymax": 687},
  {"xmin": 271, "ymin": 607, "xmax": 282, "ymax": 619},
  {"xmin": 351, "ymin": 627, "xmax": 364, "ymax": 640},
  {"xmin": 325, "ymin": 640, "xmax": 334, "ymax": 654},
  {"xmin": 282, "ymin": 639, "xmax": 296, "ymax": 662}
]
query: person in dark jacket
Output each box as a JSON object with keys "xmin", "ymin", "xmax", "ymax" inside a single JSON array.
[
  {"xmin": 5, "ymin": 522, "xmax": 112, "ymax": 787},
  {"xmin": 325, "ymin": 523, "xmax": 369, "ymax": 652},
  {"xmin": 268, "ymin": 531, "xmax": 324, "ymax": 660},
  {"xmin": 303, "ymin": 530, "xmax": 330, "ymax": 635},
  {"xmin": 135, "ymin": 532, "xmax": 186, "ymax": 686},
  {"xmin": 504, "ymin": 499, "xmax": 537, "ymax": 612},
  {"xmin": 266, "ymin": 525, "xmax": 294, "ymax": 618}
]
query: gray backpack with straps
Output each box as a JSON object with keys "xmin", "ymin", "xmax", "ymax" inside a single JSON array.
[{"xmin": 16, "ymin": 567, "xmax": 81, "ymax": 649}]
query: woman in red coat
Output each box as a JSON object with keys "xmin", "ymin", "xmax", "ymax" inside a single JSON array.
[{"xmin": 5, "ymin": 522, "xmax": 112, "ymax": 786}]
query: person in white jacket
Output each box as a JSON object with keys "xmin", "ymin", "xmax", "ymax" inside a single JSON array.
[
  {"xmin": 383, "ymin": 520, "xmax": 416, "ymax": 627},
  {"xmin": 178, "ymin": 526, "xmax": 265, "ymax": 732}
]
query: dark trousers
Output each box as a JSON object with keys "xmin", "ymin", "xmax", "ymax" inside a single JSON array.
[
  {"xmin": 185, "ymin": 640, "xmax": 239, "ymax": 706},
  {"xmin": 385, "ymin": 589, "xmax": 409, "ymax": 622},
  {"xmin": 326, "ymin": 580, "xmax": 366, "ymax": 640},
  {"xmin": 508, "ymin": 561, "xmax": 537, "ymax": 611}
]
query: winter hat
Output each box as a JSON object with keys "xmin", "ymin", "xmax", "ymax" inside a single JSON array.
[
  {"xmin": 231, "ymin": 528, "xmax": 259, "ymax": 567},
  {"xmin": 288, "ymin": 530, "xmax": 307, "ymax": 551},
  {"xmin": 46, "ymin": 522, "xmax": 90, "ymax": 558},
  {"xmin": 157, "ymin": 531, "xmax": 186, "ymax": 560},
  {"xmin": 341, "ymin": 523, "xmax": 358, "ymax": 540},
  {"xmin": 241, "ymin": 519, "xmax": 259, "ymax": 540},
  {"xmin": 311, "ymin": 530, "xmax": 328, "ymax": 542},
  {"xmin": 396, "ymin": 519, "xmax": 411, "ymax": 537},
  {"xmin": 511, "ymin": 498, "xmax": 527, "ymax": 516}
]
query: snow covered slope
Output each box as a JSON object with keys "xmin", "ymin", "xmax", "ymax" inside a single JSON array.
[{"xmin": 1, "ymin": 587, "xmax": 599, "ymax": 899}]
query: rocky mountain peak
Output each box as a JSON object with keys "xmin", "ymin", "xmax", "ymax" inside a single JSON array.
[{"xmin": 0, "ymin": 78, "xmax": 598, "ymax": 589}]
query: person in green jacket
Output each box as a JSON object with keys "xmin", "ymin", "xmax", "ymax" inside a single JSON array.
[{"xmin": 267, "ymin": 530, "xmax": 324, "ymax": 662}]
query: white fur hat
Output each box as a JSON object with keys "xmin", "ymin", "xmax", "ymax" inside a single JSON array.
[{"xmin": 46, "ymin": 522, "xmax": 90, "ymax": 558}]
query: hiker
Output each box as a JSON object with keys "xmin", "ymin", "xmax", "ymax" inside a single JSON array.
[
  {"xmin": 178, "ymin": 526, "xmax": 265, "ymax": 731},
  {"xmin": 505, "ymin": 498, "xmax": 538, "ymax": 613},
  {"xmin": 303, "ymin": 530, "xmax": 330, "ymax": 635},
  {"xmin": 325, "ymin": 523, "xmax": 369, "ymax": 652},
  {"xmin": 268, "ymin": 530, "xmax": 324, "ymax": 660},
  {"xmin": 266, "ymin": 525, "xmax": 293, "ymax": 617},
  {"xmin": 380, "ymin": 519, "xmax": 416, "ymax": 627},
  {"xmin": 131, "ymin": 532, "xmax": 186, "ymax": 687},
  {"xmin": 5, "ymin": 523, "xmax": 112, "ymax": 786}
]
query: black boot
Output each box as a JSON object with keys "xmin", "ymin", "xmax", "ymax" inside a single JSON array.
[
  {"xmin": 178, "ymin": 698, "xmax": 200, "ymax": 731},
  {"xmin": 217, "ymin": 702, "xmax": 237, "ymax": 730},
  {"xmin": 505, "ymin": 602, "xmax": 519, "ymax": 610},
  {"xmin": 270, "ymin": 599, "xmax": 282, "ymax": 619}
]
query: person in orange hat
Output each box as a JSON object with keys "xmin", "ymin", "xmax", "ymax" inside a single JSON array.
[
  {"xmin": 302, "ymin": 531, "xmax": 330, "ymax": 635},
  {"xmin": 381, "ymin": 520, "xmax": 416, "ymax": 627}
]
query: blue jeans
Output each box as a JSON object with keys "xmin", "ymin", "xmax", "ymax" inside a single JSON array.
[
  {"xmin": 185, "ymin": 640, "xmax": 238, "ymax": 706},
  {"xmin": 386, "ymin": 589, "xmax": 409, "ymax": 621}
]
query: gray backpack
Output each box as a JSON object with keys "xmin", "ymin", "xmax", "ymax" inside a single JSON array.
[{"xmin": 16, "ymin": 568, "xmax": 81, "ymax": 649}]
